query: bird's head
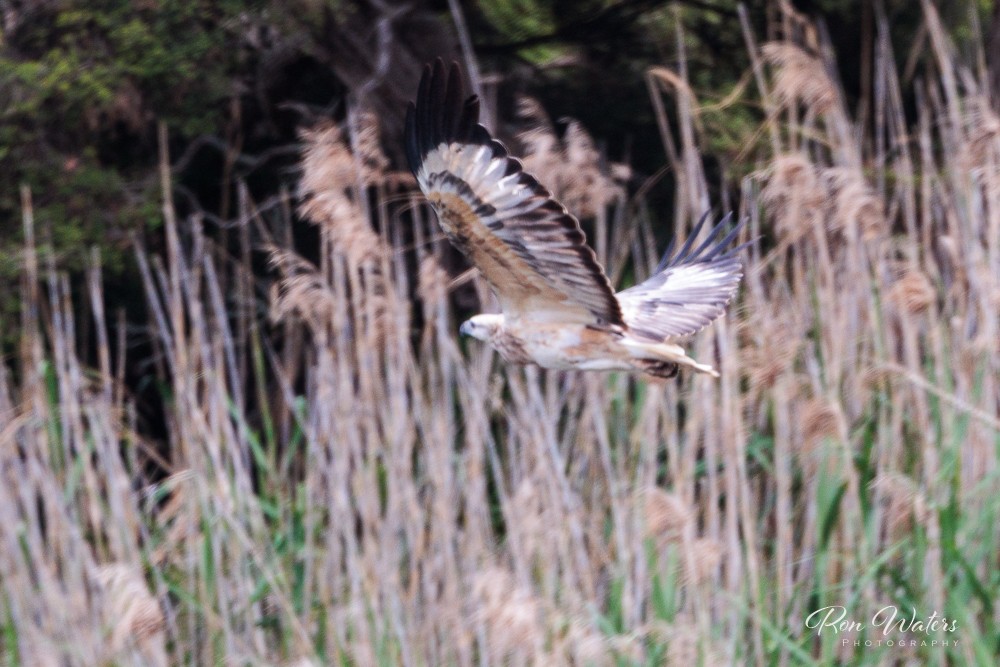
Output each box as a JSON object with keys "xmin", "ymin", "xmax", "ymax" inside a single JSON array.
[{"xmin": 459, "ymin": 314, "xmax": 504, "ymax": 341}]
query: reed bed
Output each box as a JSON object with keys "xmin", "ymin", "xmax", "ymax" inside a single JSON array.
[{"xmin": 0, "ymin": 4, "xmax": 997, "ymax": 665}]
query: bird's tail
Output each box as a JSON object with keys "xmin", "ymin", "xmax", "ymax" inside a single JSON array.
[{"xmin": 621, "ymin": 337, "xmax": 719, "ymax": 378}]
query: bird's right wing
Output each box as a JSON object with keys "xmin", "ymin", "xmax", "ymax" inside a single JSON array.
[{"xmin": 405, "ymin": 60, "xmax": 623, "ymax": 327}]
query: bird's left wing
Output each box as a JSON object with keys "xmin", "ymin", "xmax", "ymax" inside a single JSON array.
[
  {"xmin": 405, "ymin": 60, "xmax": 623, "ymax": 327},
  {"xmin": 617, "ymin": 214, "xmax": 747, "ymax": 340}
]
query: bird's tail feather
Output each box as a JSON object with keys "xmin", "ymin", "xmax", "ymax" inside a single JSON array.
[{"xmin": 622, "ymin": 337, "xmax": 719, "ymax": 378}]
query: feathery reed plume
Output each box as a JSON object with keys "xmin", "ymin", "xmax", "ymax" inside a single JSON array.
[
  {"xmin": 760, "ymin": 154, "xmax": 825, "ymax": 239},
  {"xmin": 267, "ymin": 247, "xmax": 340, "ymax": 330},
  {"xmin": 293, "ymin": 119, "xmax": 390, "ymax": 337},
  {"xmin": 297, "ymin": 120, "xmax": 385, "ymax": 266},
  {"xmin": 683, "ymin": 537, "xmax": 723, "ymax": 585},
  {"xmin": 563, "ymin": 118, "xmax": 625, "ymax": 217},
  {"xmin": 96, "ymin": 563, "xmax": 166, "ymax": 664},
  {"xmin": 561, "ymin": 618, "xmax": 609, "ymax": 665},
  {"xmin": 472, "ymin": 568, "xmax": 544, "ymax": 658},
  {"xmin": 761, "ymin": 43, "xmax": 837, "ymax": 115},
  {"xmin": 147, "ymin": 469, "xmax": 197, "ymax": 566},
  {"xmin": 887, "ymin": 269, "xmax": 936, "ymax": 316},
  {"xmin": 643, "ymin": 486, "xmax": 693, "ymax": 544},
  {"xmin": 799, "ymin": 398, "xmax": 841, "ymax": 459},
  {"xmin": 741, "ymin": 308, "xmax": 802, "ymax": 390},
  {"xmin": 516, "ymin": 95, "xmax": 562, "ymax": 178},
  {"xmin": 871, "ymin": 473, "xmax": 930, "ymax": 540},
  {"xmin": 822, "ymin": 167, "xmax": 885, "ymax": 241}
]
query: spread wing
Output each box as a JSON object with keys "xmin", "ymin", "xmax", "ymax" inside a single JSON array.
[
  {"xmin": 618, "ymin": 213, "xmax": 747, "ymax": 340},
  {"xmin": 405, "ymin": 60, "xmax": 623, "ymax": 327}
]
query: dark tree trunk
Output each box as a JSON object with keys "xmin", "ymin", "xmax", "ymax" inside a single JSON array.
[{"xmin": 312, "ymin": 0, "xmax": 459, "ymax": 165}]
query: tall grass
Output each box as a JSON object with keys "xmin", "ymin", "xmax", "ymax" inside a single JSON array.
[{"xmin": 1, "ymin": 4, "xmax": 997, "ymax": 665}]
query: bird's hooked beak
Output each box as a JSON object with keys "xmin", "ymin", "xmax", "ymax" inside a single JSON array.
[{"xmin": 460, "ymin": 315, "xmax": 500, "ymax": 341}]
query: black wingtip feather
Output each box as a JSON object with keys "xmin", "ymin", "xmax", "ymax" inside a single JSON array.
[
  {"xmin": 456, "ymin": 96, "xmax": 479, "ymax": 140},
  {"xmin": 655, "ymin": 212, "xmax": 748, "ymax": 273},
  {"xmin": 406, "ymin": 59, "xmax": 491, "ymax": 177},
  {"xmin": 685, "ymin": 211, "xmax": 734, "ymax": 263},
  {"xmin": 429, "ymin": 60, "xmax": 447, "ymax": 144},
  {"xmin": 404, "ymin": 103, "xmax": 420, "ymax": 174},
  {"xmin": 442, "ymin": 62, "xmax": 462, "ymax": 139},
  {"xmin": 660, "ymin": 210, "xmax": 712, "ymax": 271}
]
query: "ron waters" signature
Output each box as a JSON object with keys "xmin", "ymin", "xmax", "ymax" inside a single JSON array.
[{"xmin": 805, "ymin": 605, "xmax": 958, "ymax": 637}]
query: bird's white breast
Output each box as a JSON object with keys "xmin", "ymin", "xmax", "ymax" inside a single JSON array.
[{"xmin": 502, "ymin": 322, "xmax": 630, "ymax": 371}]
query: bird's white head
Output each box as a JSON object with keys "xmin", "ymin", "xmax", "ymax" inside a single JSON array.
[{"xmin": 459, "ymin": 314, "xmax": 504, "ymax": 341}]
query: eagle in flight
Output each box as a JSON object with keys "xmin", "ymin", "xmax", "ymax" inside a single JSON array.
[{"xmin": 405, "ymin": 61, "xmax": 746, "ymax": 379}]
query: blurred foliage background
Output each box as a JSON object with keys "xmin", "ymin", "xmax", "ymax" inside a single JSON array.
[{"xmin": 0, "ymin": 0, "xmax": 996, "ymax": 326}]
